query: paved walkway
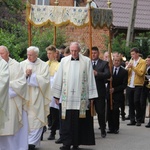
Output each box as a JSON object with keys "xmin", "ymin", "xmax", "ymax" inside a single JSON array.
[{"xmin": 38, "ymin": 107, "xmax": 150, "ymax": 150}]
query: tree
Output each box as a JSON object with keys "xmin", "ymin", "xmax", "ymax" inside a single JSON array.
[
  {"xmin": 111, "ymin": 33, "xmax": 131, "ymax": 59},
  {"xmin": 32, "ymin": 26, "xmax": 66, "ymax": 61},
  {"xmin": 135, "ymin": 32, "xmax": 150, "ymax": 58},
  {"xmin": 103, "ymin": 32, "xmax": 150, "ymax": 60},
  {"xmin": 0, "ymin": 0, "xmax": 25, "ymax": 31},
  {"xmin": 0, "ymin": 0, "xmax": 66, "ymax": 61}
]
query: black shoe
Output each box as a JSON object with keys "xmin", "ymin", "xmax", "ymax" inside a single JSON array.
[
  {"xmin": 125, "ymin": 116, "xmax": 130, "ymax": 120},
  {"xmin": 136, "ymin": 122, "xmax": 141, "ymax": 126},
  {"xmin": 114, "ymin": 130, "xmax": 119, "ymax": 134},
  {"xmin": 107, "ymin": 130, "xmax": 114, "ymax": 134},
  {"xmin": 55, "ymin": 138, "xmax": 63, "ymax": 144},
  {"xmin": 122, "ymin": 116, "xmax": 125, "ymax": 121},
  {"xmin": 47, "ymin": 134, "xmax": 55, "ymax": 140},
  {"xmin": 101, "ymin": 130, "xmax": 106, "ymax": 138},
  {"xmin": 41, "ymin": 133, "xmax": 44, "ymax": 141},
  {"xmin": 141, "ymin": 120, "xmax": 145, "ymax": 123},
  {"xmin": 145, "ymin": 123, "xmax": 150, "ymax": 128},
  {"xmin": 41, "ymin": 126, "xmax": 47, "ymax": 141},
  {"xmin": 72, "ymin": 145, "xmax": 79, "ymax": 149},
  {"xmin": 28, "ymin": 144, "xmax": 35, "ymax": 150},
  {"xmin": 127, "ymin": 121, "xmax": 136, "ymax": 126},
  {"xmin": 60, "ymin": 145, "xmax": 70, "ymax": 150},
  {"xmin": 43, "ymin": 126, "xmax": 47, "ymax": 132}
]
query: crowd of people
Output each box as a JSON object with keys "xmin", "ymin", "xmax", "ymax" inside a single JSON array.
[{"xmin": 0, "ymin": 42, "xmax": 150, "ymax": 150}]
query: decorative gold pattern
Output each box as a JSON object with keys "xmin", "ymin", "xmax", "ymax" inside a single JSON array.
[{"xmin": 27, "ymin": 5, "xmax": 113, "ymax": 28}]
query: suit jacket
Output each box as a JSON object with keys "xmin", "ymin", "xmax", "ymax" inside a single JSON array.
[
  {"xmin": 94, "ymin": 59, "xmax": 110, "ymax": 98},
  {"xmin": 144, "ymin": 67, "xmax": 150, "ymax": 86},
  {"xmin": 128, "ymin": 58, "xmax": 146, "ymax": 86},
  {"xmin": 147, "ymin": 67, "xmax": 150, "ymax": 75},
  {"xmin": 110, "ymin": 66, "xmax": 128, "ymax": 105}
]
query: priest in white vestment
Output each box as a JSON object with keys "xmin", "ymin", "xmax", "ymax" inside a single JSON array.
[
  {"xmin": 0, "ymin": 46, "xmax": 28, "ymax": 150},
  {"xmin": 20, "ymin": 46, "xmax": 51, "ymax": 150},
  {"xmin": 0, "ymin": 56, "xmax": 9, "ymax": 131},
  {"xmin": 52, "ymin": 42, "xmax": 98, "ymax": 150}
]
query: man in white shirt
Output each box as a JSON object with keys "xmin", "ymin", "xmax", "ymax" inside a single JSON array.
[{"xmin": 126, "ymin": 47, "xmax": 146, "ymax": 126}]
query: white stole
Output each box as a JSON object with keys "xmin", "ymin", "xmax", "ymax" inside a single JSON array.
[{"xmin": 52, "ymin": 54, "xmax": 98, "ymax": 119}]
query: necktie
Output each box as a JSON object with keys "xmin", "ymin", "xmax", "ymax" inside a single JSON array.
[
  {"xmin": 114, "ymin": 67, "xmax": 117, "ymax": 76},
  {"xmin": 93, "ymin": 61, "xmax": 96, "ymax": 69}
]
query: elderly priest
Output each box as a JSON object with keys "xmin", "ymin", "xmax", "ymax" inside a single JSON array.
[
  {"xmin": 20, "ymin": 46, "xmax": 51, "ymax": 150},
  {"xmin": 52, "ymin": 42, "xmax": 98, "ymax": 150}
]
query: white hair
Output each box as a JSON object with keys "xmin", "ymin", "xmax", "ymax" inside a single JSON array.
[
  {"xmin": 70, "ymin": 42, "xmax": 81, "ymax": 51},
  {"xmin": 27, "ymin": 46, "xmax": 39, "ymax": 55},
  {"xmin": 0, "ymin": 45, "xmax": 9, "ymax": 52}
]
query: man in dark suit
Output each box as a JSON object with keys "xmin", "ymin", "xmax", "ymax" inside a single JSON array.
[
  {"xmin": 107, "ymin": 56, "xmax": 128, "ymax": 133},
  {"xmin": 92, "ymin": 47, "xmax": 110, "ymax": 138}
]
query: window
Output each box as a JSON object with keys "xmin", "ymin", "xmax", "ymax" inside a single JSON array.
[{"xmin": 36, "ymin": 0, "xmax": 50, "ymax": 5}]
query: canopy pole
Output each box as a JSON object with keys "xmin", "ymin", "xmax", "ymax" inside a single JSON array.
[
  {"xmin": 54, "ymin": 26, "xmax": 57, "ymax": 46},
  {"xmin": 87, "ymin": 0, "xmax": 95, "ymax": 117},
  {"xmin": 108, "ymin": 27, "xmax": 113, "ymax": 110},
  {"xmin": 88, "ymin": 0, "xmax": 92, "ymax": 59},
  {"xmin": 107, "ymin": 0, "xmax": 113, "ymax": 110},
  {"xmin": 53, "ymin": 0, "xmax": 59, "ymax": 46},
  {"xmin": 26, "ymin": 1, "xmax": 32, "ymax": 46}
]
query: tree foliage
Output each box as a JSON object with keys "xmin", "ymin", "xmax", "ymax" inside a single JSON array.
[
  {"xmin": 104, "ymin": 32, "xmax": 150, "ymax": 60},
  {"xmin": 0, "ymin": 0, "xmax": 25, "ymax": 30},
  {"xmin": 0, "ymin": 0, "xmax": 66, "ymax": 62},
  {"xmin": 111, "ymin": 33, "xmax": 131, "ymax": 59},
  {"xmin": 32, "ymin": 27, "xmax": 66, "ymax": 61}
]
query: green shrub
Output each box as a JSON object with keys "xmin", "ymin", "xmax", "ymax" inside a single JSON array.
[{"xmin": 0, "ymin": 25, "xmax": 66, "ymax": 62}]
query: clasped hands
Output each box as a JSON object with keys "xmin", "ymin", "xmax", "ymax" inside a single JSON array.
[{"xmin": 26, "ymin": 69, "xmax": 32, "ymax": 77}]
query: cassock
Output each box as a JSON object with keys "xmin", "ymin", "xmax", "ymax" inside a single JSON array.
[
  {"xmin": 0, "ymin": 58, "xmax": 28, "ymax": 150},
  {"xmin": 20, "ymin": 58, "xmax": 51, "ymax": 148},
  {"xmin": 0, "ymin": 57, "xmax": 9, "ymax": 130},
  {"xmin": 52, "ymin": 54, "xmax": 98, "ymax": 146}
]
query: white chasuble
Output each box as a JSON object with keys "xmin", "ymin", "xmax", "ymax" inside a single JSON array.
[
  {"xmin": 52, "ymin": 54, "xmax": 98, "ymax": 119},
  {"xmin": 0, "ymin": 58, "xmax": 28, "ymax": 136},
  {"xmin": 20, "ymin": 58, "xmax": 51, "ymax": 130},
  {"xmin": 0, "ymin": 57, "xmax": 9, "ymax": 130},
  {"xmin": 0, "ymin": 58, "xmax": 28, "ymax": 150}
]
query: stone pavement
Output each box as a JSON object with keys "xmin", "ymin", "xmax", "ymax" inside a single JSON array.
[{"xmin": 38, "ymin": 107, "xmax": 150, "ymax": 150}]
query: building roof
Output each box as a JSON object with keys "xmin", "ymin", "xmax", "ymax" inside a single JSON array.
[{"xmin": 94, "ymin": 0, "xmax": 150, "ymax": 30}]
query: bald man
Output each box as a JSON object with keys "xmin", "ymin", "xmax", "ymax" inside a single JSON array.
[{"xmin": 0, "ymin": 45, "xmax": 28, "ymax": 150}]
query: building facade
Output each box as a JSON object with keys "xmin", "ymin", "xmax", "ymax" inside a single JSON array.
[{"xmin": 28, "ymin": 0, "xmax": 109, "ymax": 53}]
